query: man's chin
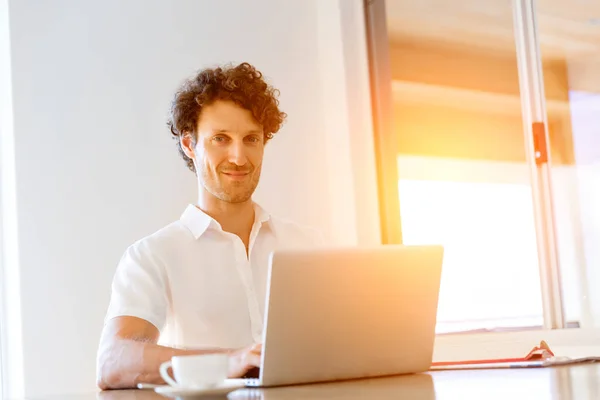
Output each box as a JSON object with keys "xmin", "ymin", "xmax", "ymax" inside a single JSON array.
[
  {"xmin": 216, "ymin": 190, "xmax": 255, "ymax": 204},
  {"xmin": 224, "ymin": 196, "xmax": 253, "ymax": 204}
]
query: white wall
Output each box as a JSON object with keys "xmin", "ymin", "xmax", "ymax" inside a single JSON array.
[
  {"xmin": 2, "ymin": 0, "xmax": 379, "ymax": 397},
  {"xmin": 1, "ymin": 0, "xmax": 25, "ymax": 397}
]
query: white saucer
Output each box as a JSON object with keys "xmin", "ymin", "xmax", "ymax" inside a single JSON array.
[{"xmin": 154, "ymin": 380, "xmax": 245, "ymax": 399}]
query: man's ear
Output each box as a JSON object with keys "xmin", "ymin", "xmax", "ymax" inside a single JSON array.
[{"xmin": 180, "ymin": 132, "xmax": 196, "ymax": 159}]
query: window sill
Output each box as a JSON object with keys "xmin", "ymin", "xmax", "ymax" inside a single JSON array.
[{"xmin": 433, "ymin": 327, "xmax": 600, "ymax": 363}]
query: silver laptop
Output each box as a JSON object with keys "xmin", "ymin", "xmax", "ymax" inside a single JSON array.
[{"xmin": 244, "ymin": 245, "xmax": 444, "ymax": 387}]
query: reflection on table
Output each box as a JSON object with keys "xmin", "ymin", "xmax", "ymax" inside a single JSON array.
[{"xmin": 88, "ymin": 363, "xmax": 600, "ymax": 400}]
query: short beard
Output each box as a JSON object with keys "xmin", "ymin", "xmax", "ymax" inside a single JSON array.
[{"xmin": 201, "ymin": 166, "xmax": 261, "ymax": 204}]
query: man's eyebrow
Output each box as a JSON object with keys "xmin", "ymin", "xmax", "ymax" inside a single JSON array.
[{"xmin": 211, "ymin": 129, "xmax": 262, "ymax": 134}]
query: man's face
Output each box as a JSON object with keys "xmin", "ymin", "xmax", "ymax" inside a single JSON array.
[{"xmin": 183, "ymin": 100, "xmax": 265, "ymax": 204}]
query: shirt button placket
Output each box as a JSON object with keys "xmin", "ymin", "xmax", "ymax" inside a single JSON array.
[
  {"xmin": 233, "ymin": 238, "xmax": 262, "ymax": 343},
  {"xmin": 246, "ymin": 268, "xmax": 263, "ymax": 342}
]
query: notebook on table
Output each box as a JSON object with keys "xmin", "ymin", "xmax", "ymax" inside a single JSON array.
[{"xmin": 430, "ymin": 340, "xmax": 600, "ymax": 370}]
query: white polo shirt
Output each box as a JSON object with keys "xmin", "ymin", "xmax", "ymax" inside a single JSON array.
[{"xmin": 104, "ymin": 203, "xmax": 320, "ymax": 349}]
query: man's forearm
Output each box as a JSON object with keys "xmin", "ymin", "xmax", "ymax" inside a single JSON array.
[{"xmin": 97, "ymin": 338, "xmax": 225, "ymax": 389}]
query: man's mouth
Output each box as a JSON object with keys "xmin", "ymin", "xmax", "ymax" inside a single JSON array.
[
  {"xmin": 222, "ymin": 171, "xmax": 250, "ymax": 176},
  {"xmin": 221, "ymin": 171, "xmax": 251, "ymax": 180}
]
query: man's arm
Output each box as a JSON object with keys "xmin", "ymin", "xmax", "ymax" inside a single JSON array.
[
  {"xmin": 96, "ymin": 316, "xmax": 200, "ymax": 389},
  {"xmin": 96, "ymin": 316, "xmax": 261, "ymax": 389}
]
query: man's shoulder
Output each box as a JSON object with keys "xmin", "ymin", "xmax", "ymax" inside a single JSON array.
[
  {"xmin": 268, "ymin": 214, "xmax": 324, "ymax": 247},
  {"xmin": 127, "ymin": 219, "xmax": 192, "ymax": 256},
  {"xmin": 270, "ymin": 215, "xmax": 316, "ymax": 235}
]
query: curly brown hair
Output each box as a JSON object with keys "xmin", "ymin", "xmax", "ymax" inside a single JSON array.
[{"xmin": 167, "ymin": 62, "xmax": 287, "ymax": 173}]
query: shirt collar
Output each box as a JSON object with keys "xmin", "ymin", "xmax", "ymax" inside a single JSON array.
[
  {"xmin": 253, "ymin": 202, "xmax": 271, "ymax": 226},
  {"xmin": 180, "ymin": 202, "xmax": 272, "ymax": 239}
]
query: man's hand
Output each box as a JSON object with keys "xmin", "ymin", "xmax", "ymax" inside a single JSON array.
[{"xmin": 228, "ymin": 343, "xmax": 262, "ymax": 378}]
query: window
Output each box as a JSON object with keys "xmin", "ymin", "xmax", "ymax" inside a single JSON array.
[
  {"xmin": 398, "ymin": 158, "xmax": 543, "ymax": 333},
  {"xmin": 366, "ymin": 0, "xmax": 600, "ymax": 333},
  {"xmin": 538, "ymin": 0, "xmax": 600, "ymax": 328}
]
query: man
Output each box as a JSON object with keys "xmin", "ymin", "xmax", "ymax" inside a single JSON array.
[{"xmin": 96, "ymin": 62, "xmax": 320, "ymax": 389}]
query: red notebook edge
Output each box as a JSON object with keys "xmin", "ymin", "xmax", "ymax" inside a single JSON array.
[{"xmin": 430, "ymin": 340, "xmax": 555, "ymax": 369}]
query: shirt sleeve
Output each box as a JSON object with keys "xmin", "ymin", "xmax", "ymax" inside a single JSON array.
[{"xmin": 104, "ymin": 240, "xmax": 169, "ymax": 332}]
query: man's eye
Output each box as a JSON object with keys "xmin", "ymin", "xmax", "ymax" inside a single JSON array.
[
  {"xmin": 213, "ymin": 136, "xmax": 227, "ymax": 143},
  {"xmin": 247, "ymin": 136, "xmax": 260, "ymax": 143}
]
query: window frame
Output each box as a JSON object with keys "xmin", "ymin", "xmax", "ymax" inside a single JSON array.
[{"xmin": 363, "ymin": 0, "xmax": 591, "ymax": 335}]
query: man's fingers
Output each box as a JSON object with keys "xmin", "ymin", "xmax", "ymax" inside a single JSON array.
[
  {"xmin": 250, "ymin": 343, "xmax": 262, "ymax": 352},
  {"xmin": 244, "ymin": 352, "xmax": 261, "ymax": 367},
  {"xmin": 227, "ymin": 344, "xmax": 262, "ymax": 378}
]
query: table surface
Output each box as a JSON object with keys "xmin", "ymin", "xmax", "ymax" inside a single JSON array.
[{"xmin": 21, "ymin": 363, "xmax": 600, "ymax": 400}]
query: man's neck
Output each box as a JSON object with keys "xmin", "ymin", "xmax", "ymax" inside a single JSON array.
[{"xmin": 197, "ymin": 192, "xmax": 255, "ymax": 246}]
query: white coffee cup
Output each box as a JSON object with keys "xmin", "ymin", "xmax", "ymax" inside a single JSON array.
[{"xmin": 159, "ymin": 353, "xmax": 229, "ymax": 388}]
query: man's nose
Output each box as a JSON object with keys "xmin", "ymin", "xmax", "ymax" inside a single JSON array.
[{"xmin": 228, "ymin": 141, "xmax": 248, "ymax": 166}]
